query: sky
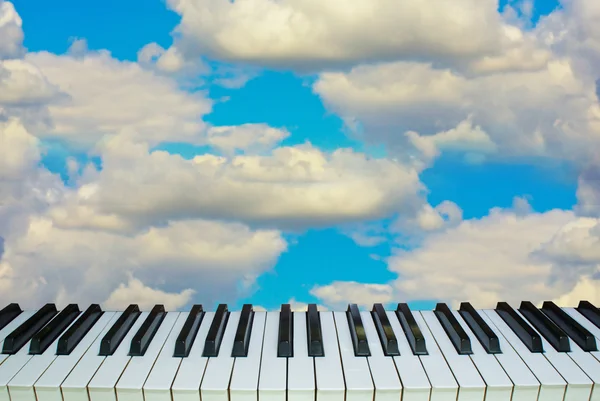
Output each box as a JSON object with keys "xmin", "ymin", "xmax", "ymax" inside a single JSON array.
[{"xmin": 1, "ymin": 0, "xmax": 600, "ymax": 313}]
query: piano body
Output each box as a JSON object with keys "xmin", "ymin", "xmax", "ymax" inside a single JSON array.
[{"xmin": 0, "ymin": 300, "xmax": 599, "ymax": 401}]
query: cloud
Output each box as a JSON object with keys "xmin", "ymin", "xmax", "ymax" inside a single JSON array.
[
  {"xmin": 310, "ymin": 281, "xmax": 394, "ymax": 309},
  {"xmin": 0, "ymin": 1, "xmax": 24, "ymax": 59},
  {"xmin": 206, "ymin": 123, "xmax": 290, "ymax": 155}
]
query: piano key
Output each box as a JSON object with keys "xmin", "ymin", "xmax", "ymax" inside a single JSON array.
[
  {"xmin": 199, "ymin": 311, "xmax": 240, "ymax": 401},
  {"xmin": 371, "ymin": 304, "xmax": 399, "ymax": 356},
  {"xmin": 314, "ymin": 312, "xmax": 345, "ymax": 401},
  {"xmin": 278, "ymin": 304, "xmax": 293, "ymax": 357},
  {"xmin": 458, "ymin": 302, "xmax": 501, "ymax": 354},
  {"xmin": 59, "ymin": 312, "xmax": 122, "ymax": 401},
  {"xmin": 33, "ymin": 312, "xmax": 117, "ymax": 401},
  {"xmin": 495, "ymin": 301, "xmax": 543, "ymax": 353},
  {"xmin": 395, "ymin": 303, "xmax": 427, "ymax": 355},
  {"xmin": 306, "ymin": 304, "xmax": 324, "ymax": 357},
  {"xmin": 99, "ymin": 304, "xmax": 141, "ymax": 356},
  {"xmin": 129, "ymin": 304, "xmax": 167, "ymax": 356},
  {"xmin": 451, "ymin": 310, "xmax": 514, "ymax": 401},
  {"xmin": 30, "ymin": 304, "xmax": 80, "ymax": 355},
  {"xmin": 518, "ymin": 301, "xmax": 570, "ymax": 352},
  {"xmin": 87, "ymin": 311, "xmax": 149, "ymax": 401},
  {"xmin": 259, "ymin": 311, "xmax": 288, "ymax": 401},
  {"xmin": 0, "ymin": 311, "xmax": 36, "ymax": 367},
  {"xmin": 174, "ymin": 304, "xmax": 204, "ymax": 358},
  {"xmin": 541, "ymin": 301, "xmax": 597, "ymax": 352},
  {"xmin": 57, "ymin": 304, "xmax": 104, "ymax": 355},
  {"xmin": 229, "ymin": 312, "xmax": 266, "ymax": 401},
  {"xmin": 142, "ymin": 312, "xmax": 189, "ymax": 401},
  {"xmin": 203, "ymin": 303, "xmax": 229, "ymax": 357},
  {"xmin": 232, "ymin": 304, "xmax": 254, "ymax": 358},
  {"xmin": 420, "ymin": 311, "xmax": 486, "ymax": 400},
  {"xmin": 333, "ymin": 311, "xmax": 373, "ymax": 401},
  {"xmin": 411, "ymin": 312, "xmax": 458, "ymax": 401},
  {"xmin": 171, "ymin": 312, "xmax": 214, "ymax": 401},
  {"xmin": 385, "ymin": 310, "xmax": 431, "ymax": 401},
  {"xmin": 434, "ymin": 303, "xmax": 472, "ymax": 355},
  {"xmin": 512, "ymin": 308, "xmax": 593, "ymax": 401},
  {"xmin": 0, "ymin": 304, "xmax": 21, "ymax": 332},
  {"xmin": 483, "ymin": 309, "xmax": 566, "ymax": 401},
  {"xmin": 360, "ymin": 311, "xmax": 402, "ymax": 401},
  {"xmin": 2, "ymin": 303, "xmax": 57, "ymax": 354},
  {"xmin": 288, "ymin": 312, "xmax": 316, "ymax": 401},
  {"xmin": 576, "ymin": 301, "xmax": 600, "ymax": 330},
  {"xmin": 477, "ymin": 310, "xmax": 540, "ymax": 401},
  {"xmin": 5, "ymin": 312, "xmax": 81, "ymax": 401},
  {"xmin": 347, "ymin": 304, "xmax": 370, "ymax": 356}
]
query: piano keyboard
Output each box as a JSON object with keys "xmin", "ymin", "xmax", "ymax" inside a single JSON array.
[{"xmin": 0, "ymin": 301, "xmax": 600, "ymax": 401}]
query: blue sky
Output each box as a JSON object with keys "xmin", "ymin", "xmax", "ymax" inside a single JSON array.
[{"xmin": 1, "ymin": 0, "xmax": 598, "ymax": 312}]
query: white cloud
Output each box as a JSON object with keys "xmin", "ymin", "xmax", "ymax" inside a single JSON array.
[
  {"xmin": 0, "ymin": 59, "xmax": 63, "ymax": 107},
  {"xmin": 206, "ymin": 123, "xmax": 290, "ymax": 155},
  {"xmin": 0, "ymin": 1, "xmax": 24, "ymax": 59},
  {"xmin": 103, "ymin": 275, "xmax": 195, "ymax": 311},
  {"xmin": 310, "ymin": 281, "xmax": 394, "ymax": 309}
]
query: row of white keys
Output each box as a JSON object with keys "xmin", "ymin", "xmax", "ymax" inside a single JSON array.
[
  {"xmin": 385, "ymin": 310, "xmax": 431, "ymax": 401},
  {"xmin": 287, "ymin": 312, "xmax": 315, "ymax": 401},
  {"xmin": 141, "ymin": 312, "xmax": 189, "ymax": 401},
  {"xmin": 171, "ymin": 312, "xmax": 215, "ymax": 401},
  {"xmin": 200, "ymin": 311, "xmax": 241, "ymax": 401},
  {"xmin": 259, "ymin": 311, "xmax": 287, "ymax": 401},
  {"xmin": 332, "ymin": 312, "xmax": 373, "ymax": 401},
  {"xmin": 511, "ymin": 308, "xmax": 594, "ymax": 401},
  {"xmin": 411, "ymin": 312, "xmax": 458, "ymax": 401},
  {"xmin": 359, "ymin": 311, "xmax": 402, "ymax": 401},
  {"xmin": 35, "ymin": 312, "xmax": 119, "ymax": 401},
  {"xmin": 481, "ymin": 310, "xmax": 566, "ymax": 401},
  {"xmin": 230, "ymin": 312, "xmax": 266, "ymax": 401},
  {"xmin": 315, "ymin": 312, "xmax": 344, "ymax": 401},
  {"xmin": 419, "ymin": 311, "xmax": 486, "ymax": 401},
  {"xmin": 7, "ymin": 311, "xmax": 83, "ymax": 401},
  {"xmin": 0, "ymin": 311, "xmax": 36, "ymax": 367},
  {"xmin": 87, "ymin": 311, "xmax": 150, "ymax": 401}
]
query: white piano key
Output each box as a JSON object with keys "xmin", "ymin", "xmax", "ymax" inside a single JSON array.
[
  {"xmin": 229, "ymin": 312, "xmax": 266, "ymax": 401},
  {"xmin": 314, "ymin": 312, "xmax": 345, "ymax": 401},
  {"xmin": 385, "ymin": 310, "xmax": 431, "ymax": 401},
  {"xmin": 412, "ymin": 312, "xmax": 458, "ymax": 401},
  {"xmin": 359, "ymin": 311, "xmax": 402, "ymax": 401},
  {"xmin": 259, "ymin": 311, "xmax": 288, "ymax": 401},
  {"xmin": 450, "ymin": 310, "xmax": 513, "ymax": 401},
  {"xmin": 200, "ymin": 311, "xmax": 241, "ymax": 401},
  {"xmin": 482, "ymin": 310, "xmax": 566, "ymax": 401},
  {"xmin": 87, "ymin": 311, "xmax": 149, "ymax": 401},
  {"xmin": 7, "ymin": 311, "xmax": 82, "ymax": 401},
  {"xmin": 513, "ymin": 308, "xmax": 593, "ymax": 401},
  {"xmin": 116, "ymin": 312, "xmax": 179, "ymax": 401},
  {"xmin": 332, "ymin": 312, "xmax": 373, "ymax": 401},
  {"xmin": 0, "ymin": 311, "xmax": 36, "ymax": 367},
  {"xmin": 287, "ymin": 312, "xmax": 315, "ymax": 401},
  {"xmin": 34, "ymin": 312, "xmax": 118, "ymax": 401},
  {"xmin": 142, "ymin": 312, "xmax": 189, "ymax": 401},
  {"xmin": 171, "ymin": 312, "xmax": 215, "ymax": 401},
  {"xmin": 563, "ymin": 307, "xmax": 600, "ymax": 362}
]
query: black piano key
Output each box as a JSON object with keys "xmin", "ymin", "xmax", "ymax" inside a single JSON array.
[
  {"xmin": 306, "ymin": 304, "xmax": 324, "ymax": 357},
  {"xmin": 458, "ymin": 302, "xmax": 501, "ymax": 354},
  {"xmin": 496, "ymin": 302, "xmax": 543, "ymax": 353},
  {"xmin": 519, "ymin": 301, "xmax": 570, "ymax": 352},
  {"xmin": 174, "ymin": 304, "xmax": 204, "ymax": 357},
  {"xmin": 57, "ymin": 304, "xmax": 104, "ymax": 355},
  {"xmin": 3, "ymin": 303, "xmax": 58, "ymax": 354},
  {"xmin": 371, "ymin": 303, "xmax": 399, "ymax": 356},
  {"xmin": 347, "ymin": 304, "xmax": 370, "ymax": 356},
  {"xmin": 30, "ymin": 304, "xmax": 80, "ymax": 355},
  {"xmin": 541, "ymin": 301, "xmax": 597, "ymax": 352},
  {"xmin": 203, "ymin": 304, "xmax": 229, "ymax": 357},
  {"xmin": 278, "ymin": 304, "xmax": 293, "ymax": 357},
  {"xmin": 395, "ymin": 303, "xmax": 427, "ymax": 355},
  {"xmin": 0, "ymin": 303, "xmax": 22, "ymax": 331},
  {"xmin": 434, "ymin": 303, "xmax": 472, "ymax": 355},
  {"xmin": 130, "ymin": 304, "xmax": 167, "ymax": 356},
  {"xmin": 577, "ymin": 301, "xmax": 600, "ymax": 330},
  {"xmin": 99, "ymin": 304, "xmax": 141, "ymax": 356},
  {"xmin": 232, "ymin": 304, "xmax": 254, "ymax": 357}
]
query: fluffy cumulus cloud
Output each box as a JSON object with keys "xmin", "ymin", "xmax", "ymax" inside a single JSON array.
[{"xmin": 0, "ymin": 0, "xmax": 24, "ymax": 59}]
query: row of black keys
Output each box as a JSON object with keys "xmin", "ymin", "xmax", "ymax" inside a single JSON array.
[{"xmin": 1, "ymin": 300, "xmax": 600, "ymax": 359}]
